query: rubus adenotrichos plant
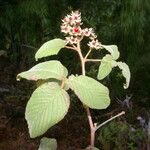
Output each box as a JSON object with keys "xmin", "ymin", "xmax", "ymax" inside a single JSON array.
[{"xmin": 17, "ymin": 11, "xmax": 130, "ymax": 150}]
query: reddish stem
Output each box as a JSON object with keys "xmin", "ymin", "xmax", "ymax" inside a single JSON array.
[
  {"xmin": 77, "ymin": 40, "xmax": 95, "ymax": 150},
  {"xmin": 66, "ymin": 41, "xmax": 126, "ymax": 150}
]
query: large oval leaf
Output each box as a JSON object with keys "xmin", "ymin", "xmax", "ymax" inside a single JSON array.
[
  {"xmin": 38, "ymin": 137, "xmax": 57, "ymax": 150},
  {"xmin": 117, "ymin": 62, "xmax": 131, "ymax": 89},
  {"xmin": 17, "ymin": 60, "xmax": 68, "ymax": 81},
  {"xmin": 35, "ymin": 39, "xmax": 66, "ymax": 60},
  {"xmin": 97, "ymin": 55, "xmax": 117, "ymax": 80},
  {"xmin": 102, "ymin": 45, "xmax": 120, "ymax": 60},
  {"xmin": 25, "ymin": 82, "xmax": 70, "ymax": 138},
  {"xmin": 67, "ymin": 75, "xmax": 110, "ymax": 109}
]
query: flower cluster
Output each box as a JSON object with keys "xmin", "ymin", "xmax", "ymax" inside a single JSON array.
[
  {"xmin": 88, "ymin": 39, "xmax": 102, "ymax": 49},
  {"xmin": 61, "ymin": 11, "xmax": 82, "ymax": 38},
  {"xmin": 61, "ymin": 11, "xmax": 101, "ymax": 49},
  {"xmin": 82, "ymin": 28, "xmax": 97, "ymax": 40}
]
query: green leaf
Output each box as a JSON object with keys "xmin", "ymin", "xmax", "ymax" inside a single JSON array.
[
  {"xmin": 17, "ymin": 60, "xmax": 68, "ymax": 81},
  {"xmin": 67, "ymin": 75, "xmax": 110, "ymax": 109},
  {"xmin": 117, "ymin": 62, "xmax": 131, "ymax": 89},
  {"xmin": 97, "ymin": 55, "xmax": 117, "ymax": 80},
  {"xmin": 38, "ymin": 137, "xmax": 57, "ymax": 150},
  {"xmin": 102, "ymin": 45, "xmax": 120, "ymax": 60},
  {"xmin": 25, "ymin": 82, "xmax": 70, "ymax": 138},
  {"xmin": 35, "ymin": 39, "xmax": 66, "ymax": 60},
  {"xmin": 36, "ymin": 79, "xmax": 60, "ymax": 88},
  {"xmin": 36, "ymin": 79, "xmax": 70, "ymax": 91}
]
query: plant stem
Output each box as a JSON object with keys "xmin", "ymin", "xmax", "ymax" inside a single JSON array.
[
  {"xmin": 77, "ymin": 41, "xmax": 86, "ymax": 76},
  {"xmin": 65, "ymin": 46, "xmax": 77, "ymax": 51},
  {"xmin": 91, "ymin": 128, "xmax": 96, "ymax": 149},
  {"xmin": 61, "ymin": 79, "xmax": 65, "ymax": 89},
  {"xmin": 86, "ymin": 107, "xmax": 95, "ymax": 149},
  {"xmin": 84, "ymin": 48, "xmax": 92, "ymax": 59},
  {"xmin": 67, "ymin": 40, "xmax": 126, "ymax": 150},
  {"xmin": 67, "ymin": 39, "xmax": 126, "ymax": 150},
  {"xmin": 86, "ymin": 106, "xmax": 94, "ymax": 130},
  {"xmin": 77, "ymin": 40, "xmax": 95, "ymax": 150},
  {"xmin": 86, "ymin": 59, "xmax": 101, "ymax": 62},
  {"xmin": 95, "ymin": 111, "xmax": 125, "ymax": 131}
]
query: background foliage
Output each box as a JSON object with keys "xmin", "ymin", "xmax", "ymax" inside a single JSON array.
[{"xmin": 0, "ymin": 0, "xmax": 150, "ymax": 149}]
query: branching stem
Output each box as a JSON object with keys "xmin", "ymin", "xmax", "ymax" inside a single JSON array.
[
  {"xmin": 95, "ymin": 111, "xmax": 125, "ymax": 131},
  {"xmin": 65, "ymin": 46, "xmax": 77, "ymax": 51},
  {"xmin": 67, "ymin": 40, "xmax": 125, "ymax": 150},
  {"xmin": 84, "ymin": 48, "xmax": 92, "ymax": 59},
  {"xmin": 76, "ymin": 40, "xmax": 95, "ymax": 150},
  {"xmin": 86, "ymin": 59, "xmax": 102, "ymax": 62}
]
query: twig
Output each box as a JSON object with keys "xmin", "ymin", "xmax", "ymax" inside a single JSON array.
[
  {"xmin": 84, "ymin": 48, "xmax": 92, "ymax": 60},
  {"xmin": 86, "ymin": 59, "xmax": 102, "ymax": 62},
  {"xmin": 76, "ymin": 39, "xmax": 95, "ymax": 150},
  {"xmin": 85, "ymin": 106, "xmax": 94, "ymax": 129},
  {"xmin": 79, "ymin": 35, "xmax": 84, "ymax": 42},
  {"xmin": 65, "ymin": 46, "xmax": 77, "ymax": 51},
  {"xmin": 95, "ymin": 111, "xmax": 125, "ymax": 131},
  {"xmin": 61, "ymin": 79, "xmax": 65, "ymax": 89}
]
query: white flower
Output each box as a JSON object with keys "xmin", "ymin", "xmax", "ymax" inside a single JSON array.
[
  {"xmin": 62, "ymin": 16, "xmax": 70, "ymax": 25},
  {"xmin": 70, "ymin": 11, "xmax": 82, "ymax": 25},
  {"xmin": 61, "ymin": 26, "xmax": 82, "ymax": 36},
  {"xmin": 82, "ymin": 28, "xmax": 97, "ymax": 39},
  {"xmin": 88, "ymin": 39, "xmax": 102, "ymax": 49},
  {"xmin": 90, "ymin": 32, "xmax": 97, "ymax": 39},
  {"xmin": 61, "ymin": 25, "xmax": 70, "ymax": 34},
  {"xmin": 65, "ymin": 36, "xmax": 78, "ymax": 45},
  {"xmin": 82, "ymin": 28, "xmax": 93, "ymax": 36},
  {"xmin": 83, "ymin": 28, "xmax": 91, "ymax": 36},
  {"xmin": 61, "ymin": 11, "xmax": 82, "ymax": 37},
  {"xmin": 61, "ymin": 11, "xmax": 82, "ymax": 26},
  {"xmin": 61, "ymin": 11, "xmax": 102, "ymax": 46}
]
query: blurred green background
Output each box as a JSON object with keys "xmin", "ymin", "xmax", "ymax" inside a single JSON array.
[{"xmin": 0, "ymin": 0, "xmax": 150, "ymax": 149}]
